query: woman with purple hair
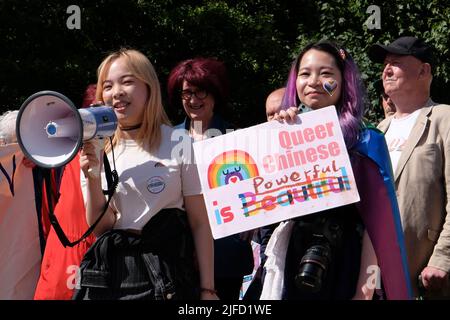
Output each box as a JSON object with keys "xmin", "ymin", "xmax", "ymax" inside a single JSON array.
[{"xmin": 260, "ymin": 41, "xmax": 412, "ymax": 300}]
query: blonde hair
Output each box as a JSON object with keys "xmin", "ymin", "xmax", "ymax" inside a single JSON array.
[{"xmin": 96, "ymin": 49, "xmax": 171, "ymax": 152}]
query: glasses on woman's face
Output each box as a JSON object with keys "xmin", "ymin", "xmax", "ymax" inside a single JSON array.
[{"xmin": 181, "ymin": 89, "xmax": 208, "ymax": 100}]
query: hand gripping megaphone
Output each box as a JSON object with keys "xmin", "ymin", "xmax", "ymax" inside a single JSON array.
[{"xmin": 16, "ymin": 90, "xmax": 118, "ymax": 170}]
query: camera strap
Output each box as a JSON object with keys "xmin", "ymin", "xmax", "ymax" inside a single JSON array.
[{"xmin": 44, "ymin": 139, "xmax": 119, "ymax": 247}]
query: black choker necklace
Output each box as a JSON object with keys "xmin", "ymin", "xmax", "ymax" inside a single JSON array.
[{"xmin": 120, "ymin": 123, "xmax": 142, "ymax": 131}]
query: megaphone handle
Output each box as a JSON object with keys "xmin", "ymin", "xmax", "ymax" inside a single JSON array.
[{"xmin": 87, "ymin": 138, "xmax": 104, "ymax": 178}]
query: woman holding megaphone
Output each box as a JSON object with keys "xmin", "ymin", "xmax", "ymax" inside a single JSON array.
[{"xmin": 75, "ymin": 49, "xmax": 216, "ymax": 300}]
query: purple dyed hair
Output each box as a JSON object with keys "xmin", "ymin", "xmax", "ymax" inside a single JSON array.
[{"xmin": 280, "ymin": 41, "xmax": 367, "ymax": 149}]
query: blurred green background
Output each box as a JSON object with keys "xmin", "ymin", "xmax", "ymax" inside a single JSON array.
[{"xmin": 1, "ymin": 0, "xmax": 449, "ymax": 126}]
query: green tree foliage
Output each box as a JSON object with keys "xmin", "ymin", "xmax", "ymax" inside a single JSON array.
[{"xmin": 1, "ymin": 0, "xmax": 449, "ymax": 126}]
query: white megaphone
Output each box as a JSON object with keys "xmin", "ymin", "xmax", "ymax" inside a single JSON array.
[{"xmin": 16, "ymin": 91, "xmax": 118, "ymax": 172}]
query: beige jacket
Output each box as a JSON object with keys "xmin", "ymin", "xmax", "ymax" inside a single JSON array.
[{"xmin": 378, "ymin": 100, "xmax": 450, "ymax": 298}]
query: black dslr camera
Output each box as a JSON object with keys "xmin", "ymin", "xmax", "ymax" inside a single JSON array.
[{"xmin": 294, "ymin": 215, "xmax": 344, "ymax": 293}]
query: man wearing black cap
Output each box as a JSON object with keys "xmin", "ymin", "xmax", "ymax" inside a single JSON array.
[{"xmin": 369, "ymin": 36, "xmax": 450, "ymax": 299}]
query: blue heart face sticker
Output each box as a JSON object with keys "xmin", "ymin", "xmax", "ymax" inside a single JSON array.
[{"xmin": 323, "ymin": 80, "xmax": 338, "ymax": 96}]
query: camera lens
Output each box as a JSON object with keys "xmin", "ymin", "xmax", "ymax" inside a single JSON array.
[{"xmin": 295, "ymin": 243, "xmax": 331, "ymax": 292}]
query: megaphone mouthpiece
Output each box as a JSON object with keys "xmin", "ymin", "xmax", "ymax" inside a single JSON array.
[{"xmin": 79, "ymin": 106, "xmax": 117, "ymax": 140}]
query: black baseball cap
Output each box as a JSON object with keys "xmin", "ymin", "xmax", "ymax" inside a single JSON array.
[{"xmin": 369, "ymin": 36, "xmax": 433, "ymax": 64}]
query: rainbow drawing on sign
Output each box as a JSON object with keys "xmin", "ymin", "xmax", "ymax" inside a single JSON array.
[{"xmin": 208, "ymin": 150, "xmax": 259, "ymax": 189}]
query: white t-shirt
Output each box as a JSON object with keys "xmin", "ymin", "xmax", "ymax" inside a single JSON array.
[
  {"xmin": 81, "ymin": 124, "xmax": 201, "ymax": 231},
  {"xmin": 385, "ymin": 109, "xmax": 421, "ymax": 172}
]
